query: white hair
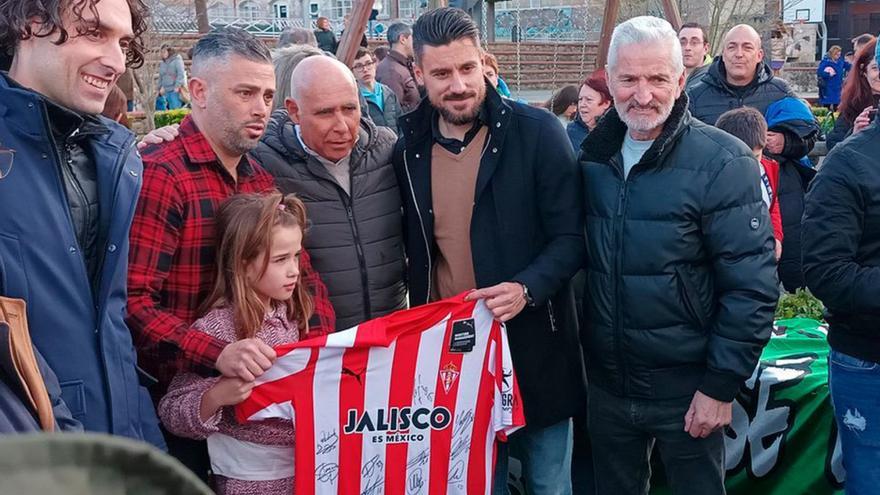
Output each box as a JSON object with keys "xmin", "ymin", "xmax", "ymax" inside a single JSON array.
[{"xmin": 607, "ymin": 16, "xmax": 684, "ymax": 76}]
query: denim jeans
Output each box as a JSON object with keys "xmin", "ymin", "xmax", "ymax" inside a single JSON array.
[
  {"xmin": 155, "ymin": 91, "xmax": 183, "ymax": 111},
  {"xmin": 587, "ymin": 385, "xmax": 725, "ymax": 495},
  {"xmin": 494, "ymin": 418, "xmax": 574, "ymax": 495},
  {"xmin": 829, "ymin": 349, "xmax": 880, "ymax": 495}
]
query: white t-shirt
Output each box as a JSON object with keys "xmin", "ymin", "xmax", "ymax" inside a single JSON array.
[{"xmin": 622, "ymin": 133, "xmax": 654, "ymax": 179}]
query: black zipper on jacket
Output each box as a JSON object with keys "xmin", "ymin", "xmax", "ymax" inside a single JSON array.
[
  {"xmin": 335, "ymin": 153, "xmax": 372, "ymax": 322},
  {"xmin": 610, "ymin": 156, "xmax": 630, "ymax": 396},
  {"xmin": 39, "ymin": 106, "xmax": 94, "ymax": 314}
]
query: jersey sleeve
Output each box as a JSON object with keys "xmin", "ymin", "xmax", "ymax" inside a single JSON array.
[
  {"xmin": 492, "ymin": 323, "xmax": 525, "ymax": 440},
  {"xmin": 234, "ymin": 346, "xmax": 312, "ymax": 424}
]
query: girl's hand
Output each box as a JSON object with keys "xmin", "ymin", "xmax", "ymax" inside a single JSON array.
[
  {"xmin": 854, "ymin": 106, "xmax": 874, "ymax": 134},
  {"xmin": 200, "ymin": 377, "xmax": 256, "ymax": 422}
]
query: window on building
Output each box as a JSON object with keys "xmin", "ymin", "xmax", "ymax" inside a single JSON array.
[
  {"xmin": 274, "ymin": 2, "xmax": 289, "ymax": 18},
  {"xmin": 208, "ymin": 1, "xmax": 234, "ymax": 19},
  {"xmin": 332, "ymin": 0, "xmax": 353, "ymax": 21},
  {"xmin": 239, "ymin": 0, "xmax": 261, "ymax": 20}
]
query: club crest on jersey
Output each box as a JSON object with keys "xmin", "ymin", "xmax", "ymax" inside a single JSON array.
[{"xmin": 439, "ymin": 362, "xmax": 460, "ymax": 394}]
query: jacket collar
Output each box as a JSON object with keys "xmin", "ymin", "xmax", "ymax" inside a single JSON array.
[
  {"xmin": 704, "ymin": 56, "xmax": 775, "ymax": 93},
  {"xmin": 386, "ymin": 50, "xmax": 412, "ymax": 69},
  {"xmin": 0, "ymin": 72, "xmax": 128, "ymax": 151},
  {"xmin": 262, "ymin": 109, "xmax": 378, "ymax": 167},
  {"xmin": 399, "ymin": 79, "xmax": 511, "ymax": 146},
  {"xmin": 582, "ymin": 92, "xmax": 691, "ymax": 168}
]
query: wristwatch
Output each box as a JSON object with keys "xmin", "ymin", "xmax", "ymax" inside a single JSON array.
[{"xmin": 519, "ymin": 282, "xmax": 535, "ymax": 307}]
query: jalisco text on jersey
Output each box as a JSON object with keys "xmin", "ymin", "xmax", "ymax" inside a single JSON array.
[{"xmin": 344, "ymin": 407, "xmax": 453, "ymax": 434}]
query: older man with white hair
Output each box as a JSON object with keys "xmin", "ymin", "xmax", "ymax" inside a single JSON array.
[
  {"xmin": 251, "ymin": 55, "xmax": 406, "ymax": 331},
  {"xmin": 579, "ymin": 16, "xmax": 778, "ymax": 494}
]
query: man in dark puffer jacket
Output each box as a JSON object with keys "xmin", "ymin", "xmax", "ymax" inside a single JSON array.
[
  {"xmin": 251, "ymin": 56, "xmax": 406, "ymax": 331},
  {"xmin": 580, "ymin": 16, "xmax": 778, "ymax": 495},
  {"xmin": 687, "ymin": 24, "xmax": 794, "ymax": 125},
  {"xmin": 803, "ymin": 113, "xmax": 880, "ymax": 495}
]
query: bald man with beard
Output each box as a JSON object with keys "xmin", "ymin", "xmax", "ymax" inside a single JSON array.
[
  {"xmin": 687, "ymin": 24, "xmax": 795, "ymax": 125},
  {"xmin": 250, "ymin": 56, "xmax": 407, "ymax": 331}
]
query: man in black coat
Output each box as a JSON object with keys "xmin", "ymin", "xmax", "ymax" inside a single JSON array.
[
  {"xmin": 393, "ymin": 8, "xmax": 585, "ymax": 494},
  {"xmin": 580, "ymin": 16, "xmax": 778, "ymax": 494},
  {"xmin": 802, "ymin": 103, "xmax": 880, "ymax": 495},
  {"xmin": 687, "ymin": 24, "xmax": 795, "ymax": 125}
]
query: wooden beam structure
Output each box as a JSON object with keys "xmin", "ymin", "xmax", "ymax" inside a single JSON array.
[
  {"xmin": 337, "ymin": 0, "xmax": 375, "ymax": 67},
  {"xmin": 596, "ymin": 0, "xmax": 619, "ymax": 67},
  {"xmin": 660, "ymin": 0, "xmax": 683, "ymax": 31}
]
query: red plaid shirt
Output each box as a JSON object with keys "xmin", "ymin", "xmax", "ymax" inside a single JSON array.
[{"xmin": 127, "ymin": 116, "xmax": 335, "ymax": 389}]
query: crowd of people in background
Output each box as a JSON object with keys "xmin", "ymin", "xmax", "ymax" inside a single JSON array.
[{"xmin": 2, "ymin": 1, "xmax": 880, "ymax": 494}]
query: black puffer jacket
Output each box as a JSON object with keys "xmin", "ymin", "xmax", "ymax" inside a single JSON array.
[
  {"xmin": 579, "ymin": 94, "xmax": 779, "ymax": 402},
  {"xmin": 803, "ymin": 120, "xmax": 880, "ymax": 364},
  {"xmin": 251, "ymin": 110, "xmax": 407, "ymax": 331},
  {"xmin": 687, "ymin": 57, "xmax": 795, "ymax": 125}
]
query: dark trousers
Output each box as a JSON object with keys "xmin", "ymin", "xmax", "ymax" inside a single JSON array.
[{"xmin": 587, "ymin": 385, "xmax": 725, "ymax": 495}]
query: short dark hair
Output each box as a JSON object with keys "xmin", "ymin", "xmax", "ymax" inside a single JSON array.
[
  {"xmin": 0, "ymin": 0, "xmax": 150, "ymax": 68},
  {"xmin": 192, "ymin": 27, "xmax": 272, "ymax": 68},
  {"xmin": 353, "ymin": 47, "xmax": 373, "ymax": 62},
  {"xmin": 386, "ymin": 22, "xmax": 411, "ymax": 47},
  {"xmin": 679, "ymin": 22, "xmax": 708, "ymax": 45},
  {"xmin": 411, "ymin": 8, "xmax": 479, "ymax": 63},
  {"xmin": 716, "ymin": 106, "xmax": 768, "ymax": 150}
]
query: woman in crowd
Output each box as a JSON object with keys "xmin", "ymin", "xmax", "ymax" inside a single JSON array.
[
  {"xmin": 567, "ymin": 69, "xmax": 611, "ymax": 151},
  {"xmin": 545, "ymin": 84, "xmax": 579, "ymax": 127},
  {"xmin": 483, "ymin": 51, "xmax": 513, "ymax": 98},
  {"xmin": 827, "ymin": 39, "xmax": 879, "ymax": 151},
  {"xmin": 156, "ymin": 43, "xmax": 187, "ymax": 111},
  {"xmin": 159, "ymin": 193, "xmax": 313, "ymax": 494},
  {"xmin": 817, "ymin": 45, "xmax": 850, "ymax": 111},
  {"xmin": 764, "ymin": 97, "xmax": 820, "ymax": 293}
]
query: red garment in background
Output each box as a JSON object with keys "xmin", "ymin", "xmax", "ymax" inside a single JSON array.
[{"xmin": 761, "ymin": 156, "xmax": 784, "ymax": 243}]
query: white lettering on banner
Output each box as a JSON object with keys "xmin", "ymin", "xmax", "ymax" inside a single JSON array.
[{"xmin": 725, "ymin": 354, "xmax": 817, "ymax": 477}]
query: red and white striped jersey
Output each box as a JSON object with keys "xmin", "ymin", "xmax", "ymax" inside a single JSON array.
[{"xmin": 236, "ymin": 293, "xmax": 525, "ymax": 494}]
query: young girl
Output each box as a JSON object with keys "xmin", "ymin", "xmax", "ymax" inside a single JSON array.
[{"xmin": 159, "ymin": 192, "xmax": 313, "ymax": 494}]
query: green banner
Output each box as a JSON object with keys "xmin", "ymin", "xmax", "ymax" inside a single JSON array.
[
  {"xmin": 654, "ymin": 318, "xmax": 844, "ymax": 495},
  {"xmin": 508, "ymin": 319, "xmax": 845, "ymax": 494}
]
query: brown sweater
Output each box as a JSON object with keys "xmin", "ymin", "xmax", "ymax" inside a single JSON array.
[{"xmin": 430, "ymin": 126, "xmax": 488, "ymax": 300}]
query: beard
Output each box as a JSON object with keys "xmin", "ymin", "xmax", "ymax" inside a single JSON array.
[
  {"xmin": 431, "ymin": 83, "xmax": 487, "ymax": 126},
  {"xmin": 220, "ymin": 119, "xmax": 264, "ymax": 156},
  {"xmin": 615, "ymin": 97, "xmax": 674, "ymax": 134}
]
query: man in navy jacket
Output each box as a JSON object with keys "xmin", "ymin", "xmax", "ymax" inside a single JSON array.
[
  {"xmin": 0, "ymin": 0, "xmax": 162, "ymax": 446},
  {"xmin": 394, "ymin": 8, "xmax": 585, "ymax": 494}
]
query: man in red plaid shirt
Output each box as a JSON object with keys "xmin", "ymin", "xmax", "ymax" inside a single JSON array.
[{"xmin": 126, "ymin": 28, "xmax": 334, "ymax": 476}]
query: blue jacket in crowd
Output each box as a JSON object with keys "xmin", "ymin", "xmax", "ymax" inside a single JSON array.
[
  {"xmin": 0, "ymin": 75, "xmax": 162, "ymax": 446},
  {"xmin": 817, "ymin": 55, "xmax": 850, "ymax": 106},
  {"xmin": 566, "ymin": 114, "xmax": 590, "ymax": 151}
]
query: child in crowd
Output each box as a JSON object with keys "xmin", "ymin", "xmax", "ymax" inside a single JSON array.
[
  {"xmin": 159, "ymin": 192, "xmax": 313, "ymax": 494},
  {"xmin": 715, "ymin": 107, "xmax": 784, "ymax": 261}
]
